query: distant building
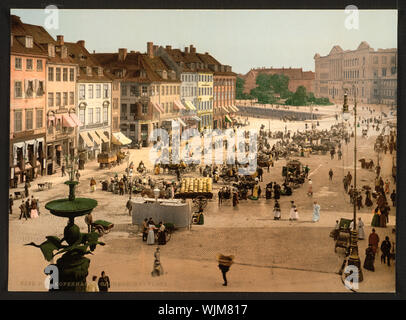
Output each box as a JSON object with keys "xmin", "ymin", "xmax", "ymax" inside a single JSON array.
[
  {"xmin": 241, "ymin": 67, "xmax": 315, "ymax": 95},
  {"xmin": 314, "ymin": 42, "xmax": 397, "ymax": 105}
]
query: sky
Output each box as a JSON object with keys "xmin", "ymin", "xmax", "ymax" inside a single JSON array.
[{"xmin": 11, "ymin": 9, "xmax": 397, "ymax": 74}]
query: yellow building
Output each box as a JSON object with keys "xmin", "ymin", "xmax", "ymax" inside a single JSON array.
[{"xmin": 197, "ymin": 72, "xmax": 213, "ymax": 131}]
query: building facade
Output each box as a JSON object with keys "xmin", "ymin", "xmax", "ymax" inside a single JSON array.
[
  {"xmin": 314, "ymin": 42, "xmax": 397, "ymax": 105},
  {"xmin": 64, "ymin": 40, "xmax": 112, "ymax": 166},
  {"xmin": 10, "ymin": 16, "xmax": 47, "ymax": 186}
]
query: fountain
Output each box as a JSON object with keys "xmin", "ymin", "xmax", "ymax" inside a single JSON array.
[{"xmin": 26, "ymin": 155, "xmax": 104, "ymax": 291}]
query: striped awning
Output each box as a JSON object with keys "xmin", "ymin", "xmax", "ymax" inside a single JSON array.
[
  {"xmin": 153, "ymin": 102, "xmax": 164, "ymax": 113},
  {"xmin": 222, "ymin": 106, "xmax": 230, "ymax": 113},
  {"xmin": 177, "ymin": 118, "xmax": 187, "ymax": 127},
  {"xmin": 70, "ymin": 113, "xmax": 82, "ymax": 126},
  {"xmin": 89, "ymin": 131, "xmax": 102, "ymax": 145},
  {"xmin": 174, "ymin": 100, "xmax": 186, "ymax": 110},
  {"xmin": 112, "ymin": 132, "xmax": 132, "ymax": 145},
  {"xmin": 225, "ymin": 115, "xmax": 232, "ymax": 123},
  {"xmin": 80, "ymin": 132, "xmax": 94, "ymax": 148},
  {"xmin": 96, "ymin": 130, "xmax": 109, "ymax": 143},
  {"xmin": 192, "ymin": 116, "xmax": 201, "ymax": 121},
  {"xmin": 185, "ymin": 101, "xmax": 197, "ymax": 111},
  {"xmin": 62, "ymin": 114, "xmax": 77, "ymax": 127}
]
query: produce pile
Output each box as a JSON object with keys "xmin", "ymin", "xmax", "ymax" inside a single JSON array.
[{"xmin": 180, "ymin": 177, "xmax": 213, "ymax": 193}]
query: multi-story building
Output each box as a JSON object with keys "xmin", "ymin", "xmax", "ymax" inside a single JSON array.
[
  {"xmin": 41, "ymin": 35, "xmax": 80, "ymax": 176},
  {"xmin": 10, "ymin": 15, "xmax": 47, "ymax": 186},
  {"xmin": 314, "ymin": 42, "xmax": 397, "ymax": 105},
  {"xmin": 156, "ymin": 45, "xmax": 200, "ymax": 130},
  {"xmin": 197, "ymin": 52, "xmax": 237, "ymax": 130},
  {"xmin": 64, "ymin": 40, "xmax": 112, "ymax": 167},
  {"xmin": 93, "ymin": 43, "xmax": 182, "ymax": 146}
]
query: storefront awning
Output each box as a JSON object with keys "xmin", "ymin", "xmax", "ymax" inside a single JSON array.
[
  {"xmin": 153, "ymin": 102, "xmax": 163, "ymax": 113},
  {"xmin": 112, "ymin": 132, "xmax": 132, "ymax": 145},
  {"xmin": 225, "ymin": 115, "xmax": 232, "ymax": 123},
  {"xmin": 80, "ymin": 132, "xmax": 94, "ymax": 148},
  {"xmin": 174, "ymin": 100, "xmax": 186, "ymax": 110},
  {"xmin": 96, "ymin": 130, "xmax": 110, "ymax": 143},
  {"xmin": 70, "ymin": 113, "xmax": 82, "ymax": 127},
  {"xmin": 222, "ymin": 106, "xmax": 230, "ymax": 113},
  {"xmin": 184, "ymin": 101, "xmax": 196, "ymax": 111},
  {"xmin": 47, "ymin": 116, "xmax": 55, "ymax": 126},
  {"xmin": 229, "ymin": 105, "xmax": 239, "ymax": 112},
  {"xmin": 89, "ymin": 131, "xmax": 102, "ymax": 145},
  {"xmin": 177, "ymin": 118, "xmax": 187, "ymax": 127},
  {"xmin": 192, "ymin": 116, "xmax": 201, "ymax": 121},
  {"xmin": 62, "ymin": 114, "xmax": 77, "ymax": 127}
]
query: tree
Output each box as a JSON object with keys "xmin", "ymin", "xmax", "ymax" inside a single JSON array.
[{"xmin": 236, "ymin": 77, "xmax": 252, "ymax": 100}]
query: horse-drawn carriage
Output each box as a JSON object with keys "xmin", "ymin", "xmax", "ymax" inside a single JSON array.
[
  {"xmin": 359, "ymin": 158, "xmax": 374, "ymax": 170},
  {"xmin": 257, "ymin": 152, "xmax": 273, "ymax": 170}
]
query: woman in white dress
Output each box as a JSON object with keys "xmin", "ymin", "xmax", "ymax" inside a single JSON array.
[
  {"xmin": 147, "ymin": 223, "xmax": 157, "ymax": 245},
  {"xmin": 289, "ymin": 204, "xmax": 298, "ymax": 221},
  {"xmin": 357, "ymin": 217, "xmax": 365, "ymax": 240}
]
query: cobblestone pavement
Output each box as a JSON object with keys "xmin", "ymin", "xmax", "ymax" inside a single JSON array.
[{"xmin": 9, "ymin": 106, "xmax": 396, "ymax": 292}]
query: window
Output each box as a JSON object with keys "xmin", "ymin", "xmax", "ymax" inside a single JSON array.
[
  {"xmin": 63, "ymin": 68, "xmax": 68, "ymax": 81},
  {"xmin": 142, "ymin": 103, "xmax": 148, "ymax": 114},
  {"xmin": 130, "ymin": 85, "xmax": 138, "ymax": 96},
  {"xmin": 79, "ymin": 85, "xmax": 85, "ymax": 100},
  {"xmin": 25, "ymin": 110, "xmax": 33, "ymax": 130},
  {"xmin": 63, "ymin": 92, "xmax": 68, "ymax": 106},
  {"xmin": 166, "ymin": 86, "xmax": 169, "ymax": 95},
  {"xmin": 48, "ymin": 93, "xmax": 54, "ymax": 107},
  {"xmin": 79, "ymin": 108, "xmax": 85, "ymax": 124},
  {"xmin": 103, "ymin": 84, "xmax": 109, "ymax": 98},
  {"xmin": 142, "ymin": 86, "xmax": 148, "ymax": 96},
  {"xmin": 25, "ymin": 36, "xmax": 33, "ymax": 48},
  {"xmin": 14, "ymin": 110, "xmax": 22, "ymax": 132},
  {"xmin": 96, "ymin": 84, "xmax": 101, "ymax": 98},
  {"xmin": 56, "ymin": 92, "xmax": 61, "ymax": 106},
  {"xmin": 177, "ymin": 86, "xmax": 180, "ymax": 95},
  {"xmin": 48, "ymin": 67, "xmax": 54, "ymax": 81},
  {"xmin": 391, "ymin": 56, "xmax": 396, "ymax": 64},
  {"xmin": 382, "ymin": 68, "xmax": 387, "ymax": 77},
  {"xmin": 37, "ymin": 81, "xmax": 44, "ymax": 96},
  {"xmin": 373, "ymin": 56, "xmax": 378, "ymax": 64},
  {"xmin": 162, "ymin": 86, "xmax": 165, "ymax": 95},
  {"xmin": 26, "ymin": 59, "xmax": 33, "ymax": 70},
  {"xmin": 121, "ymin": 85, "xmax": 127, "ymax": 96},
  {"xmin": 15, "ymin": 57, "xmax": 22, "ymax": 70},
  {"xmin": 391, "ymin": 67, "xmax": 397, "ymax": 75},
  {"xmin": 69, "ymin": 92, "xmax": 74, "ymax": 105},
  {"xmin": 37, "ymin": 60, "xmax": 43, "ymax": 71},
  {"xmin": 26, "ymin": 81, "xmax": 34, "ymax": 97},
  {"xmin": 96, "ymin": 108, "xmax": 101, "ymax": 123},
  {"xmin": 103, "ymin": 107, "xmax": 108, "ymax": 123},
  {"xmin": 88, "ymin": 85, "xmax": 93, "ymax": 99},
  {"xmin": 130, "ymin": 104, "xmax": 136, "ymax": 114},
  {"xmin": 69, "ymin": 68, "xmax": 75, "ymax": 81},
  {"xmin": 382, "ymin": 56, "xmax": 387, "ymax": 64},
  {"xmin": 88, "ymin": 108, "xmax": 93, "ymax": 124},
  {"xmin": 36, "ymin": 109, "xmax": 43, "ymax": 128},
  {"xmin": 55, "ymin": 68, "xmax": 61, "ymax": 81},
  {"xmin": 14, "ymin": 81, "xmax": 22, "ymax": 98}
]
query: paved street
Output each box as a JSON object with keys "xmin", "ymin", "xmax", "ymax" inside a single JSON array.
[{"xmin": 9, "ymin": 108, "xmax": 396, "ymax": 292}]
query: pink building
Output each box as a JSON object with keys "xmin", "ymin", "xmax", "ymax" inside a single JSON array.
[{"xmin": 10, "ymin": 16, "xmax": 47, "ymax": 187}]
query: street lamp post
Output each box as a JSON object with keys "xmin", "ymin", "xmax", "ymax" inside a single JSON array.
[{"xmin": 342, "ymin": 88, "xmax": 364, "ymax": 283}]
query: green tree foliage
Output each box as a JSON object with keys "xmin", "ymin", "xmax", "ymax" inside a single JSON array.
[
  {"xmin": 285, "ymin": 85, "xmax": 333, "ymax": 106},
  {"xmin": 235, "ymin": 77, "xmax": 252, "ymax": 100}
]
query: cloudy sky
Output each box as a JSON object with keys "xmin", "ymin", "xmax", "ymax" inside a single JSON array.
[{"xmin": 11, "ymin": 9, "xmax": 397, "ymax": 74}]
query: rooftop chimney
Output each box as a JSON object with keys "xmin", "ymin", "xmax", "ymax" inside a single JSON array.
[
  {"xmin": 56, "ymin": 35, "xmax": 64, "ymax": 45},
  {"xmin": 77, "ymin": 40, "xmax": 85, "ymax": 48},
  {"xmin": 166, "ymin": 45, "xmax": 172, "ymax": 51},
  {"xmin": 189, "ymin": 45, "xmax": 196, "ymax": 53},
  {"xmin": 147, "ymin": 42, "xmax": 154, "ymax": 58},
  {"xmin": 184, "ymin": 47, "xmax": 189, "ymax": 53},
  {"xmin": 118, "ymin": 48, "xmax": 127, "ymax": 62}
]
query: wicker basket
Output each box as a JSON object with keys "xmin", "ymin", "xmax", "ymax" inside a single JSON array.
[{"xmin": 217, "ymin": 254, "xmax": 235, "ymax": 266}]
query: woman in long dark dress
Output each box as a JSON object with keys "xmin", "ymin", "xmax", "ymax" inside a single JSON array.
[
  {"xmin": 157, "ymin": 222, "xmax": 166, "ymax": 245},
  {"xmin": 371, "ymin": 207, "xmax": 380, "ymax": 227},
  {"xmin": 365, "ymin": 190, "xmax": 373, "ymax": 207},
  {"xmin": 363, "ymin": 244, "xmax": 375, "ymax": 271}
]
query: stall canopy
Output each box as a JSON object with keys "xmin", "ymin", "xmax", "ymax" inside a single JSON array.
[
  {"xmin": 80, "ymin": 132, "xmax": 94, "ymax": 148},
  {"xmin": 225, "ymin": 115, "xmax": 232, "ymax": 123},
  {"xmin": 153, "ymin": 102, "xmax": 164, "ymax": 113},
  {"xmin": 112, "ymin": 132, "xmax": 132, "ymax": 145},
  {"xmin": 62, "ymin": 114, "xmax": 77, "ymax": 127},
  {"xmin": 222, "ymin": 106, "xmax": 230, "ymax": 113},
  {"xmin": 96, "ymin": 130, "xmax": 109, "ymax": 143}
]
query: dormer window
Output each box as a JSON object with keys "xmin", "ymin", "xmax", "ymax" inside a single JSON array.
[
  {"xmin": 98, "ymin": 67, "xmax": 103, "ymax": 76},
  {"xmin": 86, "ymin": 66, "xmax": 92, "ymax": 76},
  {"xmin": 25, "ymin": 36, "xmax": 33, "ymax": 48},
  {"xmin": 48, "ymin": 44, "xmax": 55, "ymax": 57}
]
